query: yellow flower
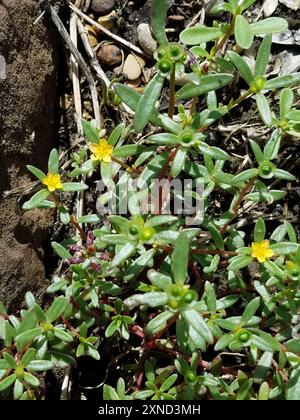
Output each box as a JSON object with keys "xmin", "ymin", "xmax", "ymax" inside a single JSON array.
[
  {"xmin": 89, "ymin": 139, "xmax": 113, "ymax": 163},
  {"xmin": 251, "ymin": 240, "xmax": 274, "ymax": 263},
  {"xmin": 43, "ymin": 173, "xmax": 63, "ymax": 192}
]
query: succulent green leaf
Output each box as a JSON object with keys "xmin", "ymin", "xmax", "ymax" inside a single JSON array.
[
  {"xmin": 227, "ymin": 51, "xmax": 253, "ymax": 85},
  {"xmin": 48, "ymin": 149, "xmax": 59, "ymax": 174},
  {"xmin": 135, "ymin": 74, "xmax": 165, "ymax": 132},
  {"xmin": 172, "ymin": 232, "xmax": 190, "ymax": 285},
  {"xmin": 180, "ymin": 25, "xmax": 222, "ymax": 45},
  {"xmin": 255, "ymin": 35, "xmax": 272, "ymax": 77},
  {"xmin": 265, "ymin": 74, "xmax": 300, "ymax": 90},
  {"xmin": 26, "ymin": 165, "xmax": 46, "ymax": 182},
  {"xmin": 234, "ymin": 15, "xmax": 254, "ymax": 49},
  {"xmin": 151, "ymin": 0, "xmax": 168, "ymax": 46},
  {"xmin": 62, "ymin": 182, "xmax": 88, "ymax": 192},
  {"xmin": 45, "ymin": 296, "xmax": 69, "ymax": 323},
  {"xmin": 250, "ymin": 17, "xmax": 288, "ymax": 35},
  {"xmin": 256, "ymin": 94, "xmax": 272, "ymax": 127},
  {"xmin": 177, "ymin": 74, "xmax": 234, "ymax": 100}
]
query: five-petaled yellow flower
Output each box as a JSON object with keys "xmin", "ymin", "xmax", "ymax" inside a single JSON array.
[
  {"xmin": 43, "ymin": 173, "xmax": 63, "ymax": 192},
  {"xmin": 89, "ymin": 139, "xmax": 113, "ymax": 163},
  {"xmin": 251, "ymin": 240, "xmax": 274, "ymax": 263}
]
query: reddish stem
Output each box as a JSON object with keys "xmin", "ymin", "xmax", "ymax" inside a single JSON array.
[{"xmin": 70, "ymin": 215, "xmax": 86, "ymax": 241}]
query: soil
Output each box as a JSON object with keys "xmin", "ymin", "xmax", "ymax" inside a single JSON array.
[{"xmin": 0, "ymin": 0, "xmax": 59, "ymax": 311}]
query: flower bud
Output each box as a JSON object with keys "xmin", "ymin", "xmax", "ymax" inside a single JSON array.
[
  {"xmin": 250, "ymin": 76, "xmax": 266, "ymax": 93},
  {"xmin": 141, "ymin": 226, "xmax": 155, "ymax": 242}
]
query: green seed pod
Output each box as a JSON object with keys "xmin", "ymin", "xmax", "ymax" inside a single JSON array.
[
  {"xmin": 261, "ymin": 166, "xmax": 272, "ymax": 175},
  {"xmin": 129, "ymin": 224, "xmax": 141, "ymax": 236},
  {"xmin": 185, "ymin": 371, "xmax": 197, "ymax": 383},
  {"xmin": 169, "ymin": 285, "xmax": 183, "ymax": 298},
  {"xmin": 290, "ymin": 268, "xmax": 300, "ymax": 278},
  {"xmin": 157, "ymin": 46, "xmax": 168, "ymax": 60},
  {"xmin": 179, "ymin": 131, "xmax": 195, "ymax": 146},
  {"xmin": 259, "ymin": 161, "xmax": 275, "ymax": 178},
  {"xmin": 168, "ymin": 42, "xmax": 184, "ymax": 62},
  {"xmin": 158, "ymin": 59, "xmax": 172, "ymax": 74},
  {"xmin": 183, "ymin": 290, "xmax": 197, "ymax": 304},
  {"xmin": 236, "ymin": 329, "xmax": 251, "ymax": 343}
]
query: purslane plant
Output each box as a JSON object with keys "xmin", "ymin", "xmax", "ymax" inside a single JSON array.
[{"xmin": 1, "ymin": 0, "xmax": 300, "ymax": 400}]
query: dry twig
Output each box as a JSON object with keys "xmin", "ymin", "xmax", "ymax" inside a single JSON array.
[
  {"xmin": 46, "ymin": 4, "xmax": 101, "ymax": 128},
  {"xmin": 69, "ymin": 3, "xmax": 148, "ymax": 59}
]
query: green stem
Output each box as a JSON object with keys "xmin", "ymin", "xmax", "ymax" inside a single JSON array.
[
  {"xmin": 213, "ymin": 15, "xmax": 236, "ymax": 56},
  {"xmin": 228, "ymin": 89, "xmax": 252, "ymax": 110},
  {"xmin": 70, "ymin": 215, "xmax": 86, "ymax": 241},
  {"xmin": 220, "ymin": 176, "xmax": 257, "ymax": 234},
  {"xmin": 168, "ymin": 66, "xmax": 176, "ymax": 119},
  {"xmin": 111, "ymin": 157, "xmax": 140, "ymax": 174}
]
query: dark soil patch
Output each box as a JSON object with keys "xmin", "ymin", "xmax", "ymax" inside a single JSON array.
[{"xmin": 0, "ymin": 0, "xmax": 59, "ymax": 311}]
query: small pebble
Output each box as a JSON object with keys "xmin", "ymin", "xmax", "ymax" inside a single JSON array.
[
  {"xmin": 126, "ymin": 77, "xmax": 141, "ymax": 88},
  {"xmin": 137, "ymin": 23, "xmax": 157, "ymax": 56},
  {"xmin": 263, "ymin": 0, "xmax": 279, "ymax": 17},
  {"xmin": 174, "ymin": 73, "xmax": 189, "ymax": 86},
  {"xmin": 91, "ymin": 0, "xmax": 115, "ymax": 16},
  {"xmin": 168, "ymin": 15, "xmax": 185, "ymax": 22},
  {"xmin": 97, "ymin": 44, "xmax": 122, "ymax": 67},
  {"xmin": 279, "ymin": 0, "xmax": 300, "ymax": 10},
  {"xmin": 98, "ymin": 11, "xmax": 117, "ymax": 31},
  {"xmin": 86, "ymin": 25, "xmax": 98, "ymax": 47},
  {"xmin": 123, "ymin": 54, "xmax": 145, "ymax": 81}
]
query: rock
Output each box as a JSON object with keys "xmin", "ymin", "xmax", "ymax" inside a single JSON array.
[
  {"xmin": 263, "ymin": 0, "xmax": 278, "ymax": 17},
  {"xmin": 86, "ymin": 25, "xmax": 98, "ymax": 47},
  {"xmin": 270, "ymin": 30, "xmax": 300, "ymax": 45},
  {"xmin": 123, "ymin": 54, "xmax": 145, "ymax": 80},
  {"xmin": 168, "ymin": 15, "xmax": 185, "ymax": 23},
  {"xmin": 174, "ymin": 73, "xmax": 189, "ymax": 86},
  {"xmin": 279, "ymin": 0, "xmax": 300, "ymax": 10},
  {"xmin": 126, "ymin": 77, "xmax": 141, "ymax": 88},
  {"xmin": 98, "ymin": 10, "xmax": 117, "ymax": 31},
  {"xmin": 91, "ymin": 0, "xmax": 115, "ymax": 16},
  {"xmin": 97, "ymin": 44, "xmax": 122, "ymax": 67},
  {"xmin": 113, "ymin": 63, "xmax": 123, "ymax": 76},
  {"xmin": 137, "ymin": 23, "xmax": 157, "ymax": 56},
  {"xmin": 277, "ymin": 51, "xmax": 300, "ymax": 75}
]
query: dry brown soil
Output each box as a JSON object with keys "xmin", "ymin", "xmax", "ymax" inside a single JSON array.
[{"xmin": 0, "ymin": 0, "xmax": 58, "ymax": 310}]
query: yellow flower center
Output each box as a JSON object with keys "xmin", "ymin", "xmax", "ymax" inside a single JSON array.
[
  {"xmin": 42, "ymin": 173, "xmax": 63, "ymax": 192},
  {"xmin": 15, "ymin": 366, "xmax": 24, "ymax": 379},
  {"xmin": 43, "ymin": 322, "xmax": 54, "ymax": 332},
  {"xmin": 89, "ymin": 138, "xmax": 113, "ymax": 163},
  {"xmin": 251, "ymin": 240, "xmax": 274, "ymax": 263}
]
